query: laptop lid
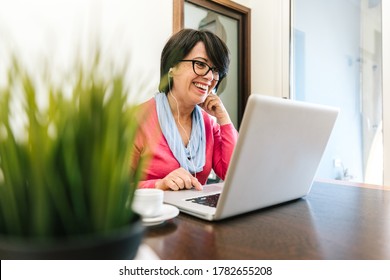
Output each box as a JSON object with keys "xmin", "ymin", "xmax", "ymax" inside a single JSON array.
[{"xmin": 164, "ymin": 94, "xmax": 339, "ymax": 221}]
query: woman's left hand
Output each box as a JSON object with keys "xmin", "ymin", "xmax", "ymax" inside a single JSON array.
[{"xmin": 200, "ymin": 93, "xmax": 231, "ymax": 125}]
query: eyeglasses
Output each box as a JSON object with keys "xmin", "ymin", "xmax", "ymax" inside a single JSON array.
[{"xmin": 179, "ymin": 59, "xmax": 220, "ymax": 81}]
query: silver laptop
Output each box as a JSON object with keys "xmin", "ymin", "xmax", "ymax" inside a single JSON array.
[{"xmin": 164, "ymin": 94, "xmax": 339, "ymax": 221}]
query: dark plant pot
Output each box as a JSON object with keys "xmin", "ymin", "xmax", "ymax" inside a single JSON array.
[{"xmin": 0, "ymin": 215, "xmax": 144, "ymax": 260}]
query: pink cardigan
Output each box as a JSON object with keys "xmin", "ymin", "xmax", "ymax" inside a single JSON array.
[{"xmin": 132, "ymin": 98, "xmax": 238, "ymax": 189}]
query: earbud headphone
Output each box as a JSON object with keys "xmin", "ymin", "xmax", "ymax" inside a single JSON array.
[{"xmin": 168, "ymin": 68, "xmax": 173, "ymax": 77}]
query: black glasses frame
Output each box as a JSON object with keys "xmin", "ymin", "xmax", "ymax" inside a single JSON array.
[{"xmin": 179, "ymin": 59, "xmax": 220, "ymax": 81}]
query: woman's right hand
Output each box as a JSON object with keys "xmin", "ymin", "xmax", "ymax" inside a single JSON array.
[{"xmin": 155, "ymin": 167, "xmax": 203, "ymax": 191}]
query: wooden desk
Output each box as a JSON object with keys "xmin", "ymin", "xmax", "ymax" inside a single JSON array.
[{"xmin": 143, "ymin": 180, "xmax": 390, "ymax": 259}]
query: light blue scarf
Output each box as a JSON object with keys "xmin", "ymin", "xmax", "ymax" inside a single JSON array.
[{"xmin": 155, "ymin": 92, "xmax": 206, "ymax": 174}]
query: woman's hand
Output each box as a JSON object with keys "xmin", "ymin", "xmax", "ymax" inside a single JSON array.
[
  {"xmin": 200, "ymin": 93, "xmax": 231, "ymax": 125},
  {"xmin": 155, "ymin": 167, "xmax": 203, "ymax": 191}
]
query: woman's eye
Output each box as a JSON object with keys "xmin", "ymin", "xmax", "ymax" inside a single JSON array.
[{"xmin": 195, "ymin": 61, "xmax": 207, "ymax": 69}]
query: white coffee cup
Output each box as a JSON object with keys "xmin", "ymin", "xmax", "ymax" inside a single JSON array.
[{"xmin": 132, "ymin": 189, "xmax": 164, "ymax": 218}]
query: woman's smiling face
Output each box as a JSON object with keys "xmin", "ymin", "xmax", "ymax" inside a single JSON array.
[{"xmin": 170, "ymin": 42, "xmax": 218, "ymax": 106}]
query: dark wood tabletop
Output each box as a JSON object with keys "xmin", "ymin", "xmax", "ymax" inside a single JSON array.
[{"xmin": 143, "ymin": 180, "xmax": 390, "ymax": 260}]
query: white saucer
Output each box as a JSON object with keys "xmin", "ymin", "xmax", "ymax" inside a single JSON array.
[{"xmin": 142, "ymin": 204, "xmax": 179, "ymax": 226}]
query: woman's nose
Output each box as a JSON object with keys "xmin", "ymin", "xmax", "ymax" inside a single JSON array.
[{"xmin": 204, "ymin": 69, "xmax": 214, "ymax": 81}]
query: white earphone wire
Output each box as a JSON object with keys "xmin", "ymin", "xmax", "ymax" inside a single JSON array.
[{"xmin": 168, "ymin": 72, "xmax": 197, "ymax": 178}]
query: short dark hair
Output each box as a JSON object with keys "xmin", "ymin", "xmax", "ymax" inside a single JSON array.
[{"xmin": 159, "ymin": 28, "xmax": 230, "ymax": 93}]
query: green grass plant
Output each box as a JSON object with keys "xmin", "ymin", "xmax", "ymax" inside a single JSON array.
[{"xmin": 0, "ymin": 55, "xmax": 145, "ymax": 239}]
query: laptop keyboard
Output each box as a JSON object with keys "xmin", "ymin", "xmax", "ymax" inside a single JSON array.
[{"xmin": 186, "ymin": 193, "xmax": 220, "ymax": 208}]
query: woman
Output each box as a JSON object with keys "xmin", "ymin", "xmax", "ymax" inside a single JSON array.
[{"xmin": 133, "ymin": 28, "xmax": 238, "ymax": 191}]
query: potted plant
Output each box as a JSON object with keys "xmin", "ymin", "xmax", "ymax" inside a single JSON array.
[{"xmin": 0, "ymin": 54, "xmax": 146, "ymax": 259}]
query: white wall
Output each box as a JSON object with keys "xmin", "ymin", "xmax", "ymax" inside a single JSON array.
[
  {"xmin": 236, "ymin": 0, "xmax": 289, "ymax": 98},
  {"xmin": 383, "ymin": 0, "xmax": 390, "ymax": 186},
  {"xmin": 292, "ymin": 0, "xmax": 363, "ymax": 181},
  {"xmin": 0, "ymin": 0, "xmax": 173, "ymax": 103}
]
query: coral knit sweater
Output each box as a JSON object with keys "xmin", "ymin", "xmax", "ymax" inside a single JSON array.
[{"xmin": 132, "ymin": 97, "xmax": 238, "ymax": 189}]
